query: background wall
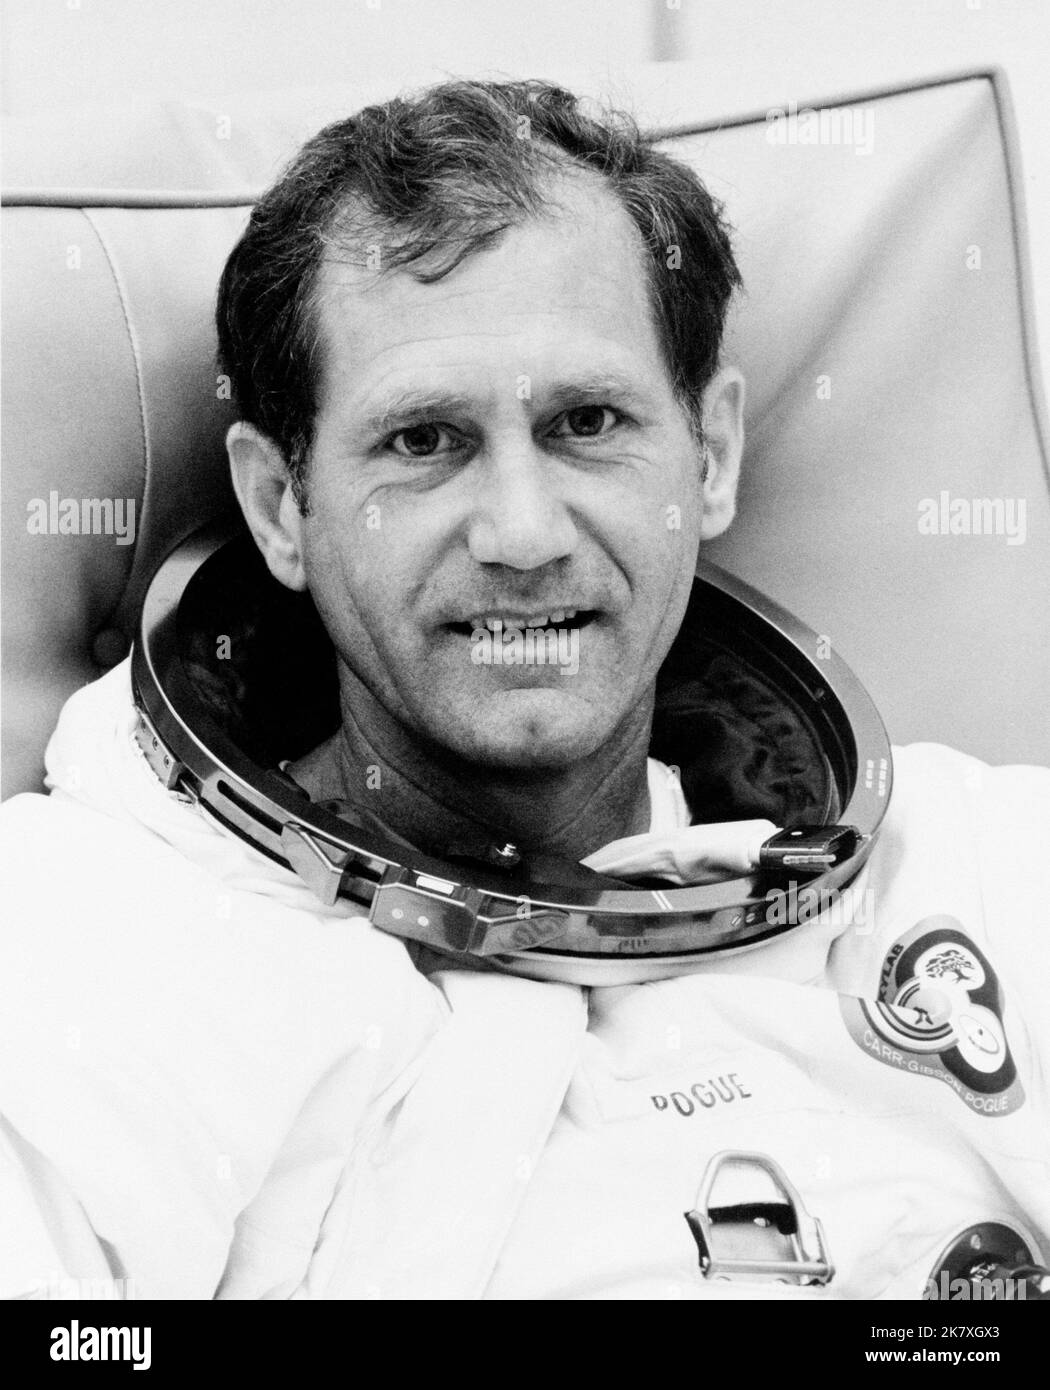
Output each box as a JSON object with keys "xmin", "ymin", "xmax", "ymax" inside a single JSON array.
[
  {"xmin": 663, "ymin": 0, "xmax": 1050, "ymax": 397},
  {"xmin": 3, "ymin": 0, "xmax": 1047, "ymax": 384},
  {"xmin": 0, "ymin": 0, "xmax": 652, "ymax": 115}
]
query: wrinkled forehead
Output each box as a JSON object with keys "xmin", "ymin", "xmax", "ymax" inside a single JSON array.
[{"xmin": 307, "ymin": 174, "xmax": 667, "ymax": 408}]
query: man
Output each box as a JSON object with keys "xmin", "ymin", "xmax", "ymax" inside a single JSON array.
[
  {"xmin": 217, "ymin": 79, "xmax": 744, "ymax": 868},
  {"xmin": 1, "ymin": 80, "xmax": 1048, "ymax": 1301}
]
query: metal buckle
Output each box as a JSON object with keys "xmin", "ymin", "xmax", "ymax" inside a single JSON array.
[
  {"xmin": 370, "ymin": 864, "xmax": 568, "ymax": 956},
  {"xmin": 281, "ymin": 822, "xmax": 356, "ymax": 907},
  {"xmin": 759, "ymin": 824, "xmax": 859, "ymax": 874},
  {"xmin": 133, "ymin": 707, "xmax": 184, "ymax": 791},
  {"xmin": 279, "ymin": 830, "xmax": 570, "ymax": 954},
  {"xmin": 685, "ymin": 1150, "xmax": 834, "ymax": 1285}
]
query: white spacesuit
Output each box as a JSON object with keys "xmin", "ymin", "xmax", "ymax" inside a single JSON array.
[{"xmin": 2, "ymin": 545, "xmax": 1048, "ymax": 1302}]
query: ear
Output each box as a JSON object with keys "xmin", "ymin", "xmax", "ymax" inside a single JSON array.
[
  {"xmin": 226, "ymin": 422, "xmax": 308, "ymax": 592},
  {"xmin": 698, "ymin": 366, "xmax": 745, "ymax": 541}
]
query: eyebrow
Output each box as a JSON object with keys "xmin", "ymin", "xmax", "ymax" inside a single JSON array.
[
  {"xmin": 357, "ymin": 372, "xmax": 650, "ymax": 440},
  {"xmin": 360, "ymin": 391, "xmax": 480, "ymax": 440}
]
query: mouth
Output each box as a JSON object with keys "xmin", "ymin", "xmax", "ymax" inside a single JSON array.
[{"xmin": 446, "ymin": 609, "xmax": 600, "ymax": 636}]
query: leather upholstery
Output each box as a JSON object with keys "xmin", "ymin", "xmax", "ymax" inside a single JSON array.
[{"xmin": 3, "ymin": 71, "xmax": 1048, "ymax": 796}]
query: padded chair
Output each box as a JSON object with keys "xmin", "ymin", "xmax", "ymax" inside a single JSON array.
[{"xmin": 3, "ymin": 67, "xmax": 1048, "ymax": 798}]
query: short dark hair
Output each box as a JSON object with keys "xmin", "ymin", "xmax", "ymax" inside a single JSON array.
[{"xmin": 216, "ymin": 79, "xmax": 741, "ymax": 507}]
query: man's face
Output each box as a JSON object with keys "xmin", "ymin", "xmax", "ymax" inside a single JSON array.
[{"xmin": 298, "ymin": 177, "xmax": 706, "ymax": 770}]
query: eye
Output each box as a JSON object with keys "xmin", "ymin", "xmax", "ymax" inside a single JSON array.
[
  {"xmin": 388, "ymin": 423, "xmax": 456, "ymax": 458},
  {"xmin": 552, "ymin": 405, "xmax": 619, "ymax": 439}
]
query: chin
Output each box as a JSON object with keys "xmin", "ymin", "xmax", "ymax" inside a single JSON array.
[{"xmin": 437, "ymin": 688, "xmax": 611, "ymax": 771}]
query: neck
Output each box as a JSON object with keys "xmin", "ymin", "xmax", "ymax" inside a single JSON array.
[{"xmin": 288, "ymin": 667, "xmax": 654, "ymax": 861}]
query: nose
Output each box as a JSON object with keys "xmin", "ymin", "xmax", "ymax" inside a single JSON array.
[{"xmin": 466, "ymin": 440, "xmax": 579, "ymax": 570}]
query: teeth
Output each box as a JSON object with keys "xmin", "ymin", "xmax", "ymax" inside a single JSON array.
[{"xmin": 467, "ymin": 609, "xmax": 584, "ymax": 631}]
